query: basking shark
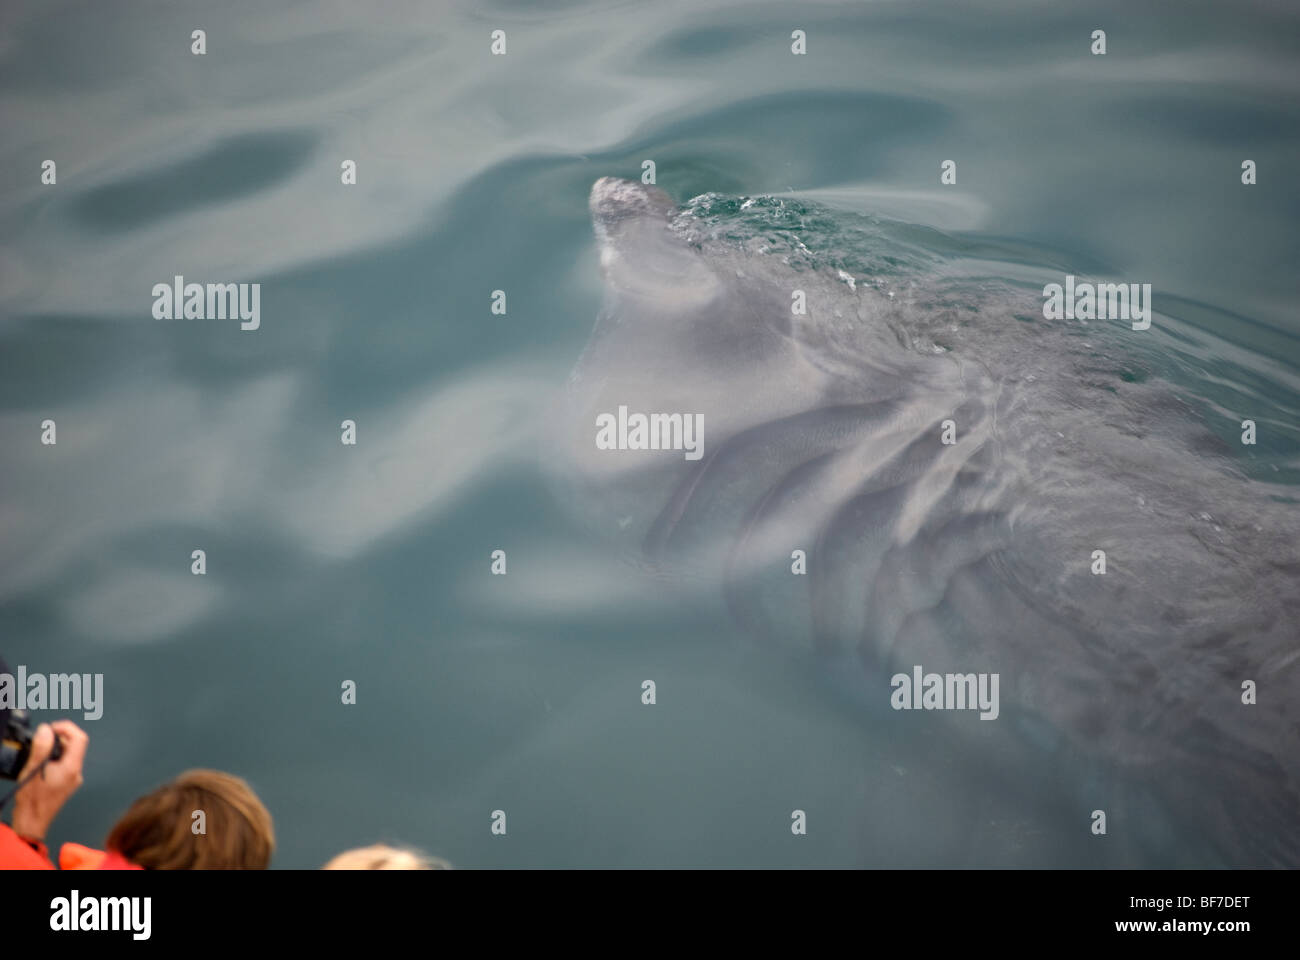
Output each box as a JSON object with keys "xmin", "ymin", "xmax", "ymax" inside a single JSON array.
[{"xmin": 549, "ymin": 177, "xmax": 1300, "ymax": 867}]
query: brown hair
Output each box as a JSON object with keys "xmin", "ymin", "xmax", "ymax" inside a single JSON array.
[{"xmin": 106, "ymin": 769, "xmax": 274, "ymax": 870}]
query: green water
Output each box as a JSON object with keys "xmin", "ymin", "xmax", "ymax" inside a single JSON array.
[{"xmin": 2, "ymin": 0, "xmax": 1297, "ymax": 867}]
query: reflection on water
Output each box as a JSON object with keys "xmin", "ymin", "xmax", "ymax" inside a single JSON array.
[{"xmin": 1, "ymin": 0, "xmax": 1297, "ymax": 867}]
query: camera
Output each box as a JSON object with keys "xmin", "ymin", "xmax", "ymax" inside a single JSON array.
[{"xmin": 0, "ymin": 708, "xmax": 62, "ymax": 781}]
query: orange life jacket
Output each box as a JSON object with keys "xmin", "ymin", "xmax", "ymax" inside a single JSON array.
[
  {"xmin": 59, "ymin": 842, "xmax": 143, "ymax": 870},
  {"xmin": 0, "ymin": 822, "xmax": 53, "ymax": 869}
]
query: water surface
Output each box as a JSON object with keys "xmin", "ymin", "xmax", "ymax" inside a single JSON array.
[{"xmin": 1, "ymin": 0, "xmax": 1297, "ymax": 867}]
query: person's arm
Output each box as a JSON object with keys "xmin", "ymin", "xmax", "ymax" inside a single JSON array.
[{"xmin": 9, "ymin": 720, "xmax": 88, "ymax": 848}]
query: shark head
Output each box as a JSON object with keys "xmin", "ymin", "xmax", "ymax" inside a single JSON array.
[
  {"xmin": 552, "ymin": 179, "xmax": 875, "ymax": 546},
  {"xmin": 587, "ymin": 177, "xmax": 722, "ymax": 308}
]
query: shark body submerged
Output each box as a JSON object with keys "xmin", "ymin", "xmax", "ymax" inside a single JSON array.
[{"xmin": 549, "ymin": 177, "xmax": 1300, "ymax": 867}]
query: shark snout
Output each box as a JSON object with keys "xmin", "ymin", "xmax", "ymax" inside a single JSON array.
[{"xmin": 589, "ymin": 177, "xmax": 677, "ymax": 230}]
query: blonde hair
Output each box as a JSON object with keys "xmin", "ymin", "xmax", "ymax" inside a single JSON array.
[
  {"xmin": 106, "ymin": 769, "xmax": 274, "ymax": 870},
  {"xmin": 323, "ymin": 844, "xmax": 451, "ymax": 870}
]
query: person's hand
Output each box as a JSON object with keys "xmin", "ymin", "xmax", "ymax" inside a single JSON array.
[{"xmin": 11, "ymin": 720, "xmax": 88, "ymax": 842}]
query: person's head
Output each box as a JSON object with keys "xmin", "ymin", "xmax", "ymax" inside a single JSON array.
[
  {"xmin": 106, "ymin": 769, "xmax": 274, "ymax": 869},
  {"xmin": 323, "ymin": 844, "xmax": 450, "ymax": 870}
]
